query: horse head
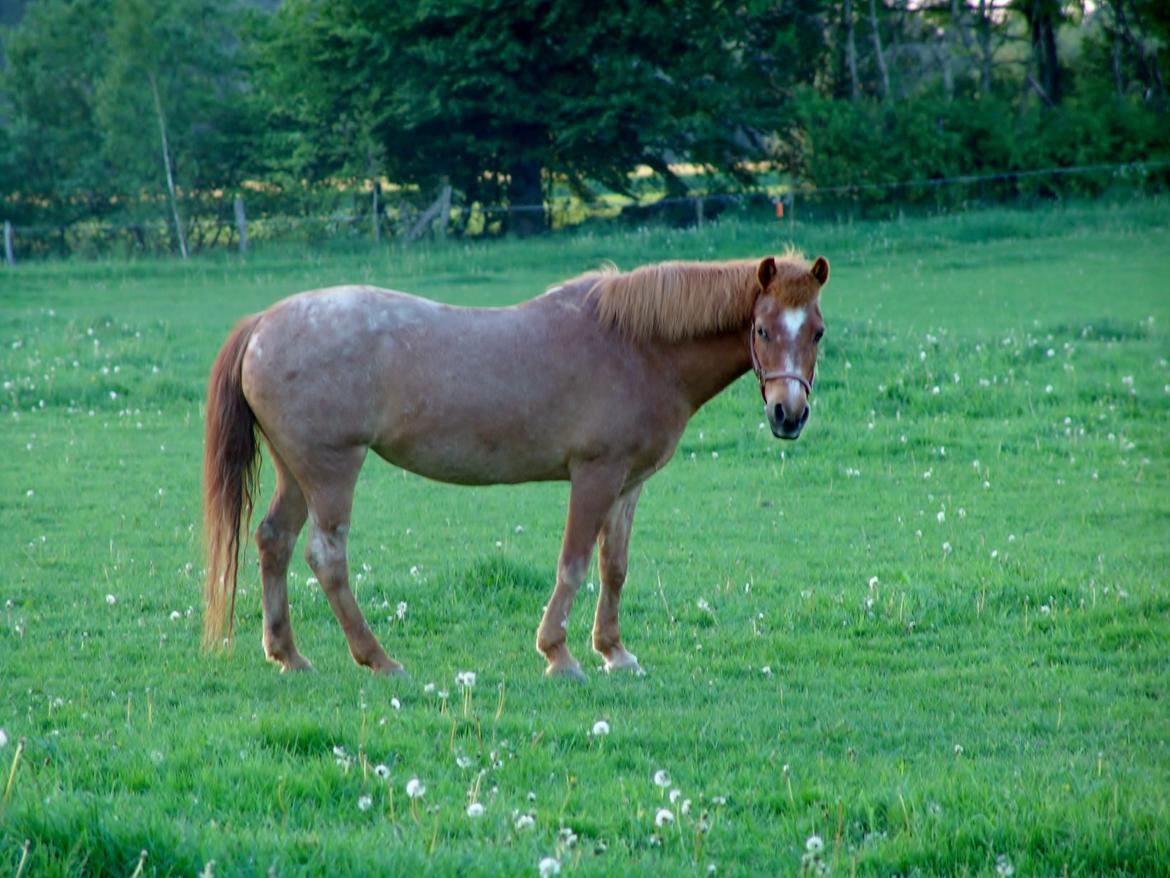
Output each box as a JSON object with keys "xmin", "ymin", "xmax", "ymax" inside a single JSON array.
[{"xmin": 750, "ymin": 254, "xmax": 829, "ymax": 440}]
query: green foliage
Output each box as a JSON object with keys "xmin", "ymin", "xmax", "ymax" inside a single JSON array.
[{"xmin": 2, "ymin": 0, "xmax": 1170, "ymax": 248}]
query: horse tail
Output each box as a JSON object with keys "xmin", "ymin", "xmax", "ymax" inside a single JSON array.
[{"xmin": 202, "ymin": 314, "xmax": 262, "ymax": 652}]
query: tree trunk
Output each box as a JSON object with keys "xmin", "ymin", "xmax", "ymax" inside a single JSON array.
[
  {"xmin": 869, "ymin": 0, "xmax": 891, "ymax": 101},
  {"xmin": 506, "ymin": 159, "xmax": 545, "ymax": 236},
  {"xmin": 148, "ymin": 71, "xmax": 188, "ymax": 259},
  {"xmin": 976, "ymin": 0, "xmax": 994, "ymax": 93},
  {"xmin": 1027, "ymin": 0, "xmax": 1062, "ymax": 105},
  {"xmin": 844, "ymin": 0, "xmax": 860, "ymax": 100},
  {"xmin": 1112, "ymin": 0, "xmax": 1126, "ymax": 100}
]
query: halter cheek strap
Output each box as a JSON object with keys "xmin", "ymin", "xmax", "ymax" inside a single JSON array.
[{"xmin": 749, "ymin": 331, "xmax": 813, "ymax": 402}]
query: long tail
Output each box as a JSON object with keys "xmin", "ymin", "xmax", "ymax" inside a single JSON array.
[{"xmin": 202, "ymin": 314, "xmax": 262, "ymax": 652}]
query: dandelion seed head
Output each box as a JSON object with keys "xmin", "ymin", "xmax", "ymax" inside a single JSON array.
[
  {"xmin": 653, "ymin": 769, "xmax": 671, "ymax": 788},
  {"xmin": 654, "ymin": 807, "xmax": 675, "ymax": 827},
  {"xmin": 591, "ymin": 720, "xmax": 610, "ymax": 736},
  {"xmin": 466, "ymin": 802, "xmax": 485, "ymax": 818},
  {"xmin": 538, "ymin": 856, "xmax": 561, "ymax": 878},
  {"xmin": 805, "ymin": 834, "xmax": 824, "ymax": 854},
  {"xmin": 455, "ymin": 670, "xmax": 477, "ymax": 688},
  {"xmin": 357, "ymin": 794, "xmax": 373, "ymax": 811},
  {"xmin": 406, "ymin": 777, "xmax": 426, "ymax": 799}
]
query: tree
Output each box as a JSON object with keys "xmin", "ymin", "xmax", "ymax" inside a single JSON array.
[
  {"xmin": 97, "ymin": 0, "xmax": 250, "ymax": 254},
  {"xmin": 0, "ymin": 0, "xmax": 114, "ymax": 226},
  {"xmin": 254, "ymin": 0, "xmax": 765, "ymax": 235}
]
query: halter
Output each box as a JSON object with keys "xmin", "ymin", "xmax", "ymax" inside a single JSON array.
[{"xmin": 749, "ymin": 328, "xmax": 813, "ymax": 403}]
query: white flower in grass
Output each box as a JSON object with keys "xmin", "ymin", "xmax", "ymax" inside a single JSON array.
[
  {"xmin": 405, "ymin": 777, "xmax": 426, "ymax": 799},
  {"xmin": 0, "ymin": 729, "xmax": 7, "ymax": 748},
  {"xmin": 169, "ymin": 610, "xmax": 181, "ymax": 621},
  {"xmin": 515, "ymin": 813, "xmax": 536, "ymax": 831},
  {"xmin": 374, "ymin": 763, "xmax": 390, "ymax": 780},
  {"xmin": 456, "ymin": 754, "xmax": 474, "ymax": 769},
  {"xmin": 681, "ymin": 799, "xmax": 692, "ymax": 815},
  {"xmin": 761, "ymin": 666, "xmax": 773, "ymax": 677},
  {"xmin": 105, "ymin": 594, "xmax": 117, "ymax": 605},
  {"xmin": 390, "ymin": 697, "xmax": 401, "ymax": 710},
  {"xmin": 538, "ymin": 857, "xmax": 561, "ymax": 878},
  {"xmin": 558, "ymin": 827, "xmax": 578, "ymax": 847},
  {"xmin": 654, "ymin": 808, "xmax": 675, "ymax": 827},
  {"xmin": 953, "ymin": 744, "xmax": 964, "ymax": 757},
  {"xmin": 409, "ymin": 565, "xmax": 420, "ymax": 577},
  {"xmin": 942, "ymin": 541, "xmax": 953, "ymax": 555},
  {"xmin": 396, "ymin": 601, "xmax": 408, "ymax": 620},
  {"xmin": 805, "ymin": 835, "xmax": 824, "ymax": 854},
  {"xmin": 357, "ymin": 794, "xmax": 373, "ymax": 812},
  {"xmin": 466, "ymin": 802, "xmax": 485, "ymax": 818},
  {"xmin": 455, "ymin": 670, "xmax": 476, "ymax": 688},
  {"xmin": 868, "ymin": 576, "xmax": 879, "ymax": 588},
  {"xmin": 591, "ymin": 720, "xmax": 610, "ymax": 736},
  {"xmin": 653, "ymin": 769, "xmax": 671, "ymax": 788},
  {"xmin": 995, "ymin": 855, "xmax": 1015, "ymax": 877}
]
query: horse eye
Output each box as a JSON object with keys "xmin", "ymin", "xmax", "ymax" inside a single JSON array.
[
  {"xmin": 757, "ymin": 326, "xmax": 768, "ymax": 340},
  {"xmin": 814, "ymin": 329, "xmax": 824, "ymax": 343}
]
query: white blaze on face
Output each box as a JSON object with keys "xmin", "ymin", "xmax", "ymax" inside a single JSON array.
[{"xmin": 782, "ymin": 307, "xmax": 807, "ymax": 339}]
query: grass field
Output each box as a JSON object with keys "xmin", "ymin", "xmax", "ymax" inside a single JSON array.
[{"xmin": 2, "ymin": 200, "xmax": 1168, "ymax": 877}]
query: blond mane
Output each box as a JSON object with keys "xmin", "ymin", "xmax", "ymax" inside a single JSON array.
[{"xmin": 580, "ymin": 253, "xmax": 814, "ymax": 342}]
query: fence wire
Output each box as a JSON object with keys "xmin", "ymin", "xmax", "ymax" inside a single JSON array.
[{"xmin": 3, "ymin": 158, "xmax": 1168, "ymax": 261}]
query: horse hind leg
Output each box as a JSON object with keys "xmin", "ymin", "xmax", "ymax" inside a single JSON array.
[
  {"xmin": 255, "ymin": 448, "xmax": 312, "ymax": 672},
  {"xmin": 302, "ymin": 448, "xmax": 404, "ymax": 676},
  {"xmin": 592, "ymin": 485, "xmax": 644, "ymax": 674}
]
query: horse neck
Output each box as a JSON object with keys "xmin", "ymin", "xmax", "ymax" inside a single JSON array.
[{"xmin": 663, "ymin": 327, "xmax": 753, "ymax": 412}]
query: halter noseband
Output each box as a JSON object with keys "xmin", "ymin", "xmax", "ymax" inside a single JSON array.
[{"xmin": 749, "ymin": 328, "xmax": 813, "ymax": 403}]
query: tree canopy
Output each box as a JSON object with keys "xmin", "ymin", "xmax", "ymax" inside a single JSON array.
[{"xmin": 1, "ymin": 0, "xmax": 1168, "ymax": 246}]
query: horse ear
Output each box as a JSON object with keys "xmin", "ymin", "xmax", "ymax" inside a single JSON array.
[
  {"xmin": 756, "ymin": 257, "xmax": 777, "ymax": 291},
  {"xmin": 811, "ymin": 256, "xmax": 830, "ymax": 286}
]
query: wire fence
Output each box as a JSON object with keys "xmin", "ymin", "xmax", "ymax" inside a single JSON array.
[{"xmin": 4, "ymin": 158, "xmax": 1169, "ymax": 263}]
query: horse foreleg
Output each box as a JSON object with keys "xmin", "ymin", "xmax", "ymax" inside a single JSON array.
[
  {"xmin": 536, "ymin": 461, "xmax": 627, "ymax": 681},
  {"xmin": 255, "ymin": 451, "xmax": 311, "ymax": 672},
  {"xmin": 303, "ymin": 451, "xmax": 404, "ymax": 676},
  {"xmin": 592, "ymin": 484, "xmax": 644, "ymax": 674}
]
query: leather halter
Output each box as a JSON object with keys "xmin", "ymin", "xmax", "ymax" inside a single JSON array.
[{"xmin": 749, "ymin": 327, "xmax": 813, "ymax": 403}]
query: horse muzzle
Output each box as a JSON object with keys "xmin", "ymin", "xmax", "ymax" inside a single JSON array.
[{"xmin": 767, "ymin": 400, "xmax": 810, "ymax": 440}]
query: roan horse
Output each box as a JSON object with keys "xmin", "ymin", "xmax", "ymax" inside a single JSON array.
[{"xmin": 204, "ymin": 253, "xmax": 829, "ymax": 680}]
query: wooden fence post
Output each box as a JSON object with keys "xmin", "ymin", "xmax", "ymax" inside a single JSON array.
[
  {"xmin": 234, "ymin": 196, "xmax": 248, "ymax": 255},
  {"xmin": 3, "ymin": 221, "xmax": 13, "ymax": 267},
  {"xmin": 372, "ymin": 181, "xmax": 382, "ymax": 244},
  {"xmin": 406, "ymin": 185, "xmax": 453, "ymax": 243},
  {"xmin": 437, "ymin": 185, "xmax": 451, "ymax": 240}
]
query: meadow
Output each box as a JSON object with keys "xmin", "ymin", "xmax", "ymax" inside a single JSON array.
[{"xmin": 1, "ymin": 200, "xmax": 1168, "ymax": 877}]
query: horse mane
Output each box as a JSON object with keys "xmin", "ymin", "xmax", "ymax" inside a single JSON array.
[{"xmin": 579, "ymin": 252, "xmax": 815, "ymax": 342}]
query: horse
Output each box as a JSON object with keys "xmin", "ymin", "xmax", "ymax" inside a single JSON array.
[{"xmin": 203, "ymin": 252, "xmax": 829, "ymax": 680}]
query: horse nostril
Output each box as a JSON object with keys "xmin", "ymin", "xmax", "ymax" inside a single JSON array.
[
  {"xmin": 799, "ymin": 405, "xmax": 810, "ymax": 425},
  {"xmin": 773, "ymin": 402, "xmax": 786, "ymax": 423}
]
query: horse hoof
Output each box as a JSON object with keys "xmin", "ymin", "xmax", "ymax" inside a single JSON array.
[
  {"xmin": 279, "ymin": 657, "xmax": 314, "ymax": 673},
  {"xmin": 545, "ymin": 663, "xmax": 588, "ymax": 683},
  {"xmin": 373, "ymin": 663, "xmax": 408, "ymax": 678},
  {"xmin": 603, "ymin": 649, "xmax": 644, "ymax": 675}
]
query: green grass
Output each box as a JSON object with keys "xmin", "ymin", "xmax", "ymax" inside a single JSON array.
[{"xmin": 2, "ymin": 200, "xmax": 1168, "ymax": 877}]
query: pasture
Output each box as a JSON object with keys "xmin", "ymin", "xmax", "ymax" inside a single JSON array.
[{"xmin": 2, "ymin": 201, "xmax": 1168, "ymax": 877}]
